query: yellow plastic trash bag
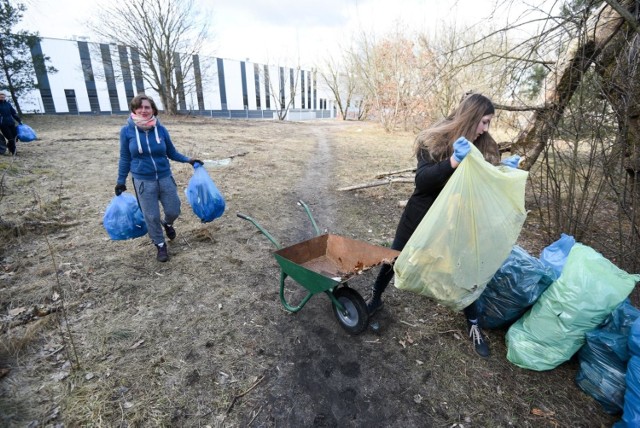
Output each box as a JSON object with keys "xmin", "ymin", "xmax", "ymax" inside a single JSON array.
[
  {"xmin": 393, "ymin": 144, "xmax": 528, "ymax": 311},
  {"xmin": 506, "ymin": 243, "xmax": 640, "ymax": 371}
]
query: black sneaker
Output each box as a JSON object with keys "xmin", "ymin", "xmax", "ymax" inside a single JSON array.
[
  {"xmin": 467, "ymin": 322, "xmax": 490, "ymax": 358},
  {"xmin": 156, "ymin": 243, "xmax": 169, "ymax": 262},
  {"xmin": 366, "ymin": 295, "xmax": 384, "ymax": 316},
  {"xmin": 162, "ymin": 222, "xmax": 176, "ymax": 240}
]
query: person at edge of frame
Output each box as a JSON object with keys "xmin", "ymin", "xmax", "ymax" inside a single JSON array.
[{"xmin": 0, "ymin": 91, "xmax": 22, "ymax": 156}]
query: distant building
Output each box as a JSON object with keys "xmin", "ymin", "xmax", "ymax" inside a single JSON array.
[{"xmin": 20, "ymin": 37, "xmax": 335, "ymax": 119}]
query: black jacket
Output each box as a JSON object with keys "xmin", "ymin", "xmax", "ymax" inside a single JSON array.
[
  {"xmin": 393, "ymin": 148, "xmax": 455, "ymax": 247},
  {"xmin": 0, "ymin": 99, "xmax": 20, "ymax": 127}
]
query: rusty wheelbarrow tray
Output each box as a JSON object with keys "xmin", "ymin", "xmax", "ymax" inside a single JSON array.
[{"xmin": 237, "ymin": 200, "xmax": 399, "ymax": 334}]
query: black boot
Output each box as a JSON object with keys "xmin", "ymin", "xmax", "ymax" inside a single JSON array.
[
  {"xmin": 162, "ymin": 222, "xmax": 176, "ymax": 240},
  {"xmin": 156, "ymin": 243, "xmax": 169, "ymax": 262},
  {"xmin": 366, "ymin": 263, "xmax": 393, "ymax": 315},
  {"xmin": 366, "ymin": 291, "xmax": 384, "ymax": 315}
]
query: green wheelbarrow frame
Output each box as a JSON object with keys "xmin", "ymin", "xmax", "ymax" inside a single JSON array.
[{"xmin": 237, "ymin": 200, "xmax": 400, "ymax": 334}]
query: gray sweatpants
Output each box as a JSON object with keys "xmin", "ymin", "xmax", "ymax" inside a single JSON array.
[{"xmin": 133, "ymin": 176, "xmax": 181, "ymax": 245}]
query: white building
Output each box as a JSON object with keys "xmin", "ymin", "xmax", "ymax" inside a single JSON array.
[{"xmin": 21, "ymin": 37, "xmax": 335, "ymax": 120}]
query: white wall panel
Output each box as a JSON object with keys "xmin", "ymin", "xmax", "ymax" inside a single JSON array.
[
  {"xmin": 89, "ymin": 45, "xmax": 111, "ymax": 112},
  {"xmin": 199, "ymin": 56, "xmax": 221, "ymax": 110},
  {"xmin": 222, "ymin": 59, "xmax": 243, "ymax": 110}
]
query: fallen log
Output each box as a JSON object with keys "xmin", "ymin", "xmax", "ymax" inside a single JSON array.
[{"xmin": 338, "ymin": 177, "xmax": 414, "ymax": 191}]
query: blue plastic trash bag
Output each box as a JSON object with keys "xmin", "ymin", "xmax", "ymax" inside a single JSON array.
[
  {"xmin": 539, "ymin": 233, "xmax": 575, "ymax": 280},
  {"xmin": 631, "ymin": 317, "xmax": 640, "ymax": 356},
  {"xmin": 506, "ymin": 243, "xmax": 640, "ymax": 371},
  {"xmin": 16, "ymin": 123, "xmax": 37, "ymax": 142},
  {"xmin": 614, "ymin": 319, "xmax": 640, "ymax": 427},
  {"xmin": 103, "ymin": 193, "xmax": 148, "ymax": 240},
  {"xmin": 615, "ymin": 357, "xmax": 640, "ymax": 427},
  {"xmin": 476, "ymin": 245, "xmax": 555, "ymax": 329},
  {"xmin": 575, "ymin": 300, "xmax": 640, "ymax": 414},
  {"xmin": 607, "ymin": 299, "xmax": 640, "ymax": 338},
  {"xmin": 185, "ymin": 163, "xmax": 225, "ymax": 223}
]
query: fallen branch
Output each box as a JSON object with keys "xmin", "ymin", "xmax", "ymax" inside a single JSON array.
[
  {"xmin": 247, "ymin": 405, "xmax": 263, "ymax": 426},
  {"xmin": 226, "ymin": 375, "xmax": 265, "ymax": 414},
  {"xmin": 400, "ymin": 320, "xmax": 418, "ymax": 328},
  {"xmin": 337, "ymin": 177, "xmax": 414, "ymax": 192},
  {"xmin": 227, "ymin": 151, "xmax": 249, "ymax": 159},
  {"xmin": 375, "ymin": 167, "xmax": 416, "ymax": 179}
]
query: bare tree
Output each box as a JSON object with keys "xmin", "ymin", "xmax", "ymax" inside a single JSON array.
[
  {"xmin": 477, "ymin": 0, "xmax": 640, "ymax": 272},
  {"xmin": 318, "ymin": 50, "xmax": 370, "ymax": 121},
  {"xmin": 319, "ymin": 54, "xmax": 353, "ymax": 120},
  {"xmin": 262, "ymin": 64, "xmax": 301, "ymax": 120},
  {"xmin": 88, "ymin": 0, "xmax": 210, "ymax": 115}
]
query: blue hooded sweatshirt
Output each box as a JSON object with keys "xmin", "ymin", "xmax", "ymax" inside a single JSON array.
[
  {"xmin": 0, "ymin": 98, "xmax": 20, "ymax": 126},
  {"xmin": 117, "ymin": 116, "xmax": 190, "ymax": 185}
]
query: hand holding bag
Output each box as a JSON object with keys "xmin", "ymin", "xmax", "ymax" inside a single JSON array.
[{"xmin": 103, "ymin": 193, "xmax": 148, "ymax": 240}]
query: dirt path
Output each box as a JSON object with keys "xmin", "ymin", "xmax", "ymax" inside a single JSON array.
[{"xmin": 294, "ymin": 128, "xmax": 337, "ymax": 235}]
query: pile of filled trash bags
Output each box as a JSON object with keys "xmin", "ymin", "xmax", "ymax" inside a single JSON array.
[{"xmin": 481, "ymin": 233, "xmax": 640, "ymax": 424}]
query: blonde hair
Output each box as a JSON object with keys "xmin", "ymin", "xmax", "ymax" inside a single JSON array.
[{"xmin": 414, "ymin": 93, "xmax": 499, "ymax": 164}]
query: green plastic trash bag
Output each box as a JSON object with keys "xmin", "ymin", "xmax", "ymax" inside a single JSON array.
[
  {"xmin": 506, "ymin": 243, "xmax": 640, "ymax": 371},
  {"xmin": 393, "ymin": 144, "xmax": 528, "ymax": 311}
]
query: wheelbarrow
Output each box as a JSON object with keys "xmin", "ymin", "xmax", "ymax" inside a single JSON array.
[{"xmin": 237, "ymin": 200, "xmax": 400, "ymax": 335}]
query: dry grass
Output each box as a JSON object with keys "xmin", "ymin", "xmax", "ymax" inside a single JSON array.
[{"xmin": 0, "ymin": 114, "xmax": 620, "ymax": 427}]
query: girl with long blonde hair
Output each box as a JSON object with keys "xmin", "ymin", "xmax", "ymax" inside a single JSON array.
[{"xmin": 367, "ymin": 92, "xmax": 500, "ymax": 357}]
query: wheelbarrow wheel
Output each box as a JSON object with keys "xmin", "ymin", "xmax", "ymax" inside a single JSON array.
[{"xmin": 331, "ymin": 287, "xmax": 369, "ymax": 335}]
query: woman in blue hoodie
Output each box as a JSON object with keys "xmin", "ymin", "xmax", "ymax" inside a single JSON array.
[{"xmin": 115, "ymin": 94, "xmax": 202, "ymax": 262}]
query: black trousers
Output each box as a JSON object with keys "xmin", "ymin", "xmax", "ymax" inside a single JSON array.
[{"xmin": 0, "ymin": 123, "xmax": 17, "ymax": 154}]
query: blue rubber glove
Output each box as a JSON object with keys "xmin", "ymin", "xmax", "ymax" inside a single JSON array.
[
  {"xmin": 501, "ymin": 155, "xmax": 521, "ymax": 169},
  {"xmin": 452, "ymin": 137, "xmax": 471, "ymax": 163}
]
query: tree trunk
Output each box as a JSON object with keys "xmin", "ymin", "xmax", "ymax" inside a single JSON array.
[
  {"xmin": 596, "ymin": 30, "xmax": 640, "ymax": 258},
  {"xmin": 596, "ymin": 31, "xmax": 640, "ymax": 179},
  {"xmin": 514, "ymin": 2, "xmax": 629, "ymax": 170}
]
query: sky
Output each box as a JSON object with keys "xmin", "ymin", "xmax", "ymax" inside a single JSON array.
[{"xmin": 17, "ymin": 0, "xmax": 518, "ymax": 67}]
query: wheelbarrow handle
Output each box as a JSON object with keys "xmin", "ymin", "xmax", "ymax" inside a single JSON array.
[
  {"xmin": 297, "ymin": 200, "xmax": 321, "ymax": 236},
  {"xmin": 236, "ymin": 212, "xmax": 282, "ymax": 249}
]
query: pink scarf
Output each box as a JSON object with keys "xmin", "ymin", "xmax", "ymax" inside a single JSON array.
[
  {"xmin": 131, "ymin": 113, "xmax": 161, "ymax": 154},
  {"xmin": 131, "ymin": 113, "xmax": 157, "ymax": 130}
]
